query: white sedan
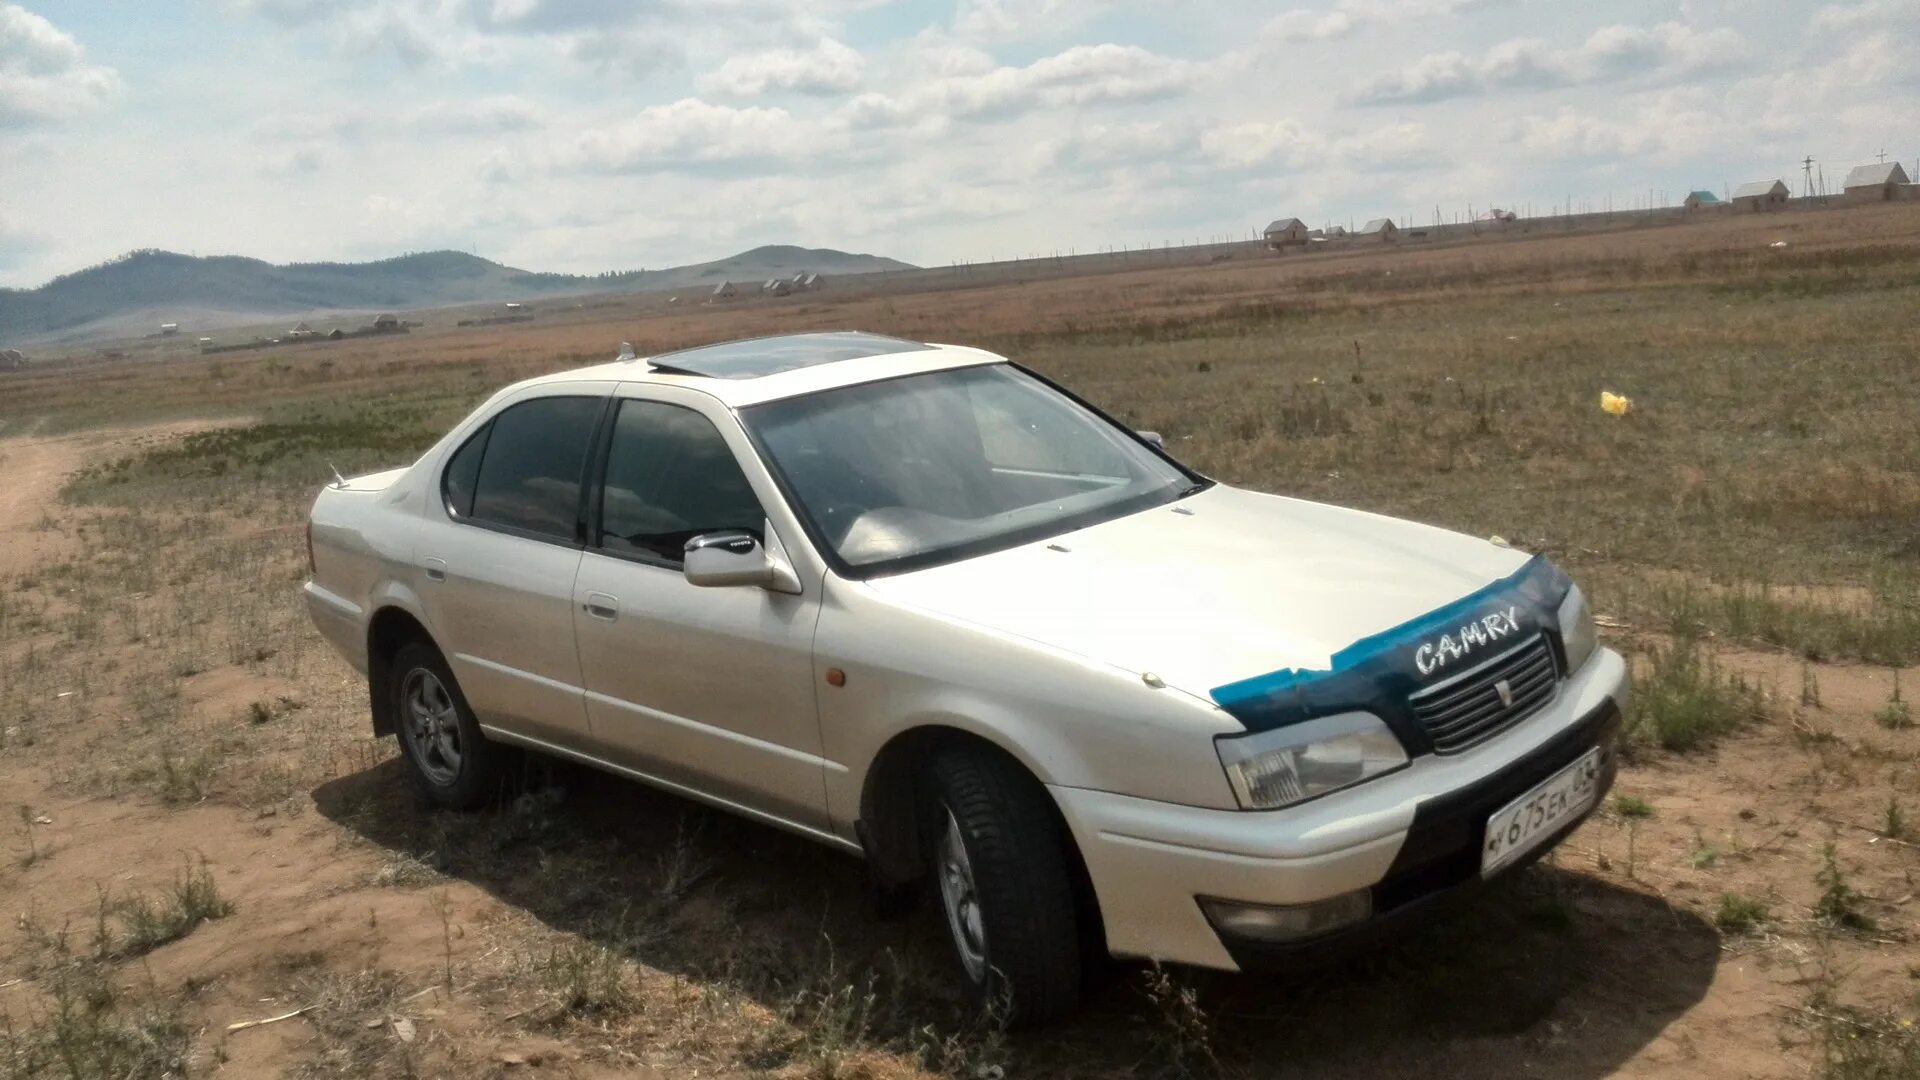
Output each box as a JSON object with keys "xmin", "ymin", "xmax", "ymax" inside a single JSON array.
[{"xmin": 304, "ymin": 331, "xmax": 1630, "ymax": 1023}]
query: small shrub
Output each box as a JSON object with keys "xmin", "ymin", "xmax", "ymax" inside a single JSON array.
[
  {"xmin": 1138, "ymin": 963, "xmax": 1219, "ymax": 1079},
  {"xmin": 1811, "ymin": 1002, "xmax": 1920, "ymax": 1080},
  {"xmin": 0, "ymin": 965, "xmax": 189, "ymax": 1079},
  {"xmin": 1813, "ymin": 843, "xmax": 1876, "ymax": 933},
  {"xmin": 1626, "ymin": 637, "xmax": 1769, "ymax": 752},
  {"xmin": 537, "ymin": 937, "xmax": 632, "ymax": 1018},
  {"xmin": 118, "ymin": 858, "xmax": 234, "ymax": 956},
  {"xmin": 1613, "ymin": 793, "xmax": 1655, "ymax": 819},
  {"xmin": 1715, "ymin": 893, "xmax": 1769, "ymax": 934},
  {"xmin": 156, "ymin": 749, "xmax": 216, "ymax": 804}
]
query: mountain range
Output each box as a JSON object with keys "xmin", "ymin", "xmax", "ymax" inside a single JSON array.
[{"xmin": 0, "ymin": 245, "xmax": 916, "ymax": 346}]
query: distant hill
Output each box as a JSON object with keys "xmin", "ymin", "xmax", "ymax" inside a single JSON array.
[{"xmin": 0, "ymin": 245, "xmax": 916, "ymax": 344}]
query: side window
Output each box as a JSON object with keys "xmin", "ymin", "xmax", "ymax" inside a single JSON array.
[
  {"xmin": 599, "ymin": 400, "xmax": 765, "ymax": 564},
  {"xmin": 467, "ymin": 396, "xmax": 602, "ymax": 540},
  {"xmin": 442, "ymin": 423, "xmax": 489, "ymax": 518}
]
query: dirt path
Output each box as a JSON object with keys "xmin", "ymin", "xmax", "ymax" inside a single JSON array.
[{"xmin": 0, "ymin": 417, "xmax": 243, "ymax": 575}]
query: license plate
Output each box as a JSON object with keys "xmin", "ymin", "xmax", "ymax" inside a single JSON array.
[{"xmin": 1481, "ymin": 747, "xmax": 1602, "ymax": 876}]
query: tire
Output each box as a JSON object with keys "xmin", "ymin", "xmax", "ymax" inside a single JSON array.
[
  {"xmin": 925, "ymin": 743, "xmax": 1083, "ymax": 1025},
  {"xmin": 389, "ymin": 640, "xmax": 505, "ymax": 810}
]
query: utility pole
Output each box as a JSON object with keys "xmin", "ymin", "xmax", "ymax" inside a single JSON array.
[{"xmin": 1802, "ymin": 155, "xmax": 1815, "ymax": 198}]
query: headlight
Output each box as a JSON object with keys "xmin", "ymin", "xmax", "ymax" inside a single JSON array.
[
  {"xmin": 1558, "ymin": 583, "xmax": 1598, "ymax": 674},
  {"xmin": 1215, "ymin": 712, "xmax": 1408, "ymax": 811}
]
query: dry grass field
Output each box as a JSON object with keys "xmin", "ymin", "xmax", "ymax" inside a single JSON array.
[{"xmin": 2, "ymin": 203, "xmax": 1918, "ymax": 1079}]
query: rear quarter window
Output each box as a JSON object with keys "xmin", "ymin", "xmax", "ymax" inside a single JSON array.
[
  {"xmin": 462, "ymin": 396, "xmax": 602, "ymax": 541},
  {"xmin": 442, "ymin": 424, "xmax": 489, "ymax": 518}
]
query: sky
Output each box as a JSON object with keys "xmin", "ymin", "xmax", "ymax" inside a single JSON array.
[{"xmin": 0, "ymin": 0, "xmax": 1915, "ymax": 288}]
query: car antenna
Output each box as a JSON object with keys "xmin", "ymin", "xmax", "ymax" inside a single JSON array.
[
  {"xmin": 327, "ymin": 462, "xmax": 347, "ymax": 488},
  {"xmin": 616, "ymin": 341, "xmax": 637, "ymax": 362}
]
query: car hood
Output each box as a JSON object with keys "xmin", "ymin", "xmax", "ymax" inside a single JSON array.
[{"xmin": 862, "ymin": 484, "xmax": 1534, "ymax": 710}]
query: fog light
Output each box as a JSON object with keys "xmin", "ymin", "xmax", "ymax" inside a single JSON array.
[{"xmin": 1199, "ymin": 889, "xmax": 1372, "ymax": 943}]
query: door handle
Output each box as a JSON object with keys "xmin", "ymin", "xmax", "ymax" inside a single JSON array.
[
  {"xmin": 423, "ymin": 557, "xmax": 447, "ymax": 583},
  {"xmin": 583, "ymin": 592, "xmax": 619, "ymax": 621}
]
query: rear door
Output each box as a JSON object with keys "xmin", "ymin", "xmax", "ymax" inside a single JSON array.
[
  {"xmin": 419, "ymin": 388, "xmax": 609, "ymax": 749},
  {"xmin": 570, "ymin": 387, "xmax": 831, "ymax": 830}
]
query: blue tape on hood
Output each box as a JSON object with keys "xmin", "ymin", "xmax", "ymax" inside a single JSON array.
[{"xmin": 1209, "ymin": 555, "xmax": 1569, "ymax": 730}]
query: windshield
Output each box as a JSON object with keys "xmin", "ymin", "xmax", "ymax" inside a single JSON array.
[{"xmin": 746, "ymin": 364, "xmax": 1196, "ymax": 575}]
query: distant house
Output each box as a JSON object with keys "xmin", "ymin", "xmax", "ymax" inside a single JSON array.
[
  {"xmin": 197, "ymin": 337, "xmax": 213, "ymax": 345},
  {"xmin": 1357, "ymin": 217, "xmax": 1398, "ymax": 240},
  {"xmin": 764, "ymin": 278, "xmax": 793, "ymax": 297},
  {"xmin": 287, "ymin": 321, "xmax": 316, "ymax": 339},
  {"xmin": 1263, "ymin": 217, "xmax": 1308, "ymax": 249},
  {"xmin": 1683, "ymin": 190, "xmax": 1721, "ymax": 210},
  {"xmin": 1731, "ymin": 180, "xmax": 1790, "ymax": 212},
  {"xmin": 1843, "ymin": 162, "xmax": 1911, "ymax": 203},
  {"xmin": 1477, "ymin": 208, "xmax": 1517, "ymax": 224},
  {"xmin": 505, "ymin": 301, "xmax": 525, "ymax": 311},
  {"xmin": 159, "ymin": 322, "xmax": 180, "ymax": 336},
  {"xmin": 710, "ymin": 281, "xmax": 737, "ymax": 301},
  {"xmin": 0, "ymin": 348, "xmax": 27, "ymax": 371},
  {"xmin": 372, "ymin": 313, "xmax": 402, "ymax": 332},
  {"xmin": 801, "ymin": 272, "xmax": 823, "ymax": 289}
]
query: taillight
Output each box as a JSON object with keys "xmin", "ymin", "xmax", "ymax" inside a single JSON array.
[{"xmin": 305, "ymin": 520, "xmax": 316, "ymax": 575}]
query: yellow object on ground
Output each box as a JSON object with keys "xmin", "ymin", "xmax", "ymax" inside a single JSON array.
[{"xmin": 1600, "ymin": 391, "xmax": 1632, "ymax": 416}]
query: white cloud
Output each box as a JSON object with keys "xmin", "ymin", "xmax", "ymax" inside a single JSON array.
[
  {"xmin": 1497, "ymin": 108, "xmax": 1667, "ymax": 161},
  {"xmin": 1264, "ymin": 0, "xmax": 1506, "ymax": 43},
  {"xmin": 1036, "ymin": 119, "xmax": 1198, "ymax": 170},
  {"xmin": 406, "ymin": 96, "xmax": 547, "ymax": 134},
  {"xmin": 1350, "ymin": 21, "xmax": 1750, "ymax": 104},
  {"xmin": 0, "ymin": 4, "xmax": 120, "ymax": 126},
  {"xmin": 1201, "ymin": 118, "xmax": 1321, "ymax": 170},
  {"xmin": 2, "ymin": 3, "xmax": 1905, "ymax": 295},
  {"xmin": 560, "ymin": 98, "xmax": 825, "ymax": 173},
  {"xmin": 700, "ymin": 37, "xmax": 863, "ymax": 96},
  {"xmin": 952, "ymin": 0, "xmax": 1109, "ymax": 40},
  {"xmin": 929, "ymin": 43, "xmax": 1194, "ymax": 119}
]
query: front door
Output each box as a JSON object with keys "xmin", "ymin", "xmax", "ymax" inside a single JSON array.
[{"xmin": 571, "ymin": 394, "xmax": 829, "ymax": 830}]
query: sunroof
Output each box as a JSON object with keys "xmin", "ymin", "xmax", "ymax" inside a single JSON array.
[{"xmin": 647, "ymin": 331, "xmax": 933, "ymax": 379}]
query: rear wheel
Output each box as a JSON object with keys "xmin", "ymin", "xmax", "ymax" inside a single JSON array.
[
  {"xmin": 925, "ymin": 744, "xmax": 1083, "ymax": 1025},
  {"xmin": 390, "ymin": 640, "xmax": 504, "ymax": 809}
]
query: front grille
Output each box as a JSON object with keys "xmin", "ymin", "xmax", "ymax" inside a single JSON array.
[{"xmin": 1409, "ymin": 636, "xmax": 1558, "ymax": 753}]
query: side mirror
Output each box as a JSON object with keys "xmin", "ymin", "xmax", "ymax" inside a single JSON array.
[
  {"xmin": 1137, "ymin": 430, "xmax": 1165, "ymax": 449},
  {"xmin": 684, "ymin": 530, "xmax": 777, "ymax": 588}
]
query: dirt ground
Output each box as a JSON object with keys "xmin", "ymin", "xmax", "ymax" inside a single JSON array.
[
  {"xmin": 0, "ymin": 420, "xmax": 1913, "ymax": 1080},
  {"xmin": 3, "ymin": 207, "xmax": 1918, "ymax": 1077}
]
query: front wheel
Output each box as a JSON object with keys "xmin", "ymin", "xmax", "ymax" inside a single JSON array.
[
  {"xmin": 390, "ymin": 640, "xmax": 504, "ymax": 809},
  {"xmin": 925, "ymin": 744, "xmax": 1083, "ymax": 1024}
]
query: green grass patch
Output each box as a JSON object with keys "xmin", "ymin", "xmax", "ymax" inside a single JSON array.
[
  {"xmin": 1624, "ymin": 637, "xmax": 1772, "ymax": 752},
  {"xmin": 1714, "ymin": 893, "xmax": 1769, "ymax": 935},
  {"xmin": 1649, "ymin": 578, "xmax": 1920, "ymax": 667}
]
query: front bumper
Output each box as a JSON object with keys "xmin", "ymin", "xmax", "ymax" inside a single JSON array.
[{"xmin": 1050, "ymin": 646, "xmax": 1629, "ymax": 971}]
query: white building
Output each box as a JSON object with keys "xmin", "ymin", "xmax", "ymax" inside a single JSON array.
[
  {"xmin": 1357, "ymin": 217, "xmax": 1398, "ymax": 240},
  {"xmin": 1262, "ymin": 218, "xmax": 1308, "ymax": 249},
  {"xmin": 1730, "ymin": 179, "xmax": 1790, "ymax": 212},
  {"xmin": 1843, "ymin": 162, "xmax": 1911, "ymax": 203}
]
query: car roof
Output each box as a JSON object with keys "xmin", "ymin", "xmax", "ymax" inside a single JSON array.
[{"xmin": 517, "ymin": 331, "xmax": 1006, "ymax": 407}]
